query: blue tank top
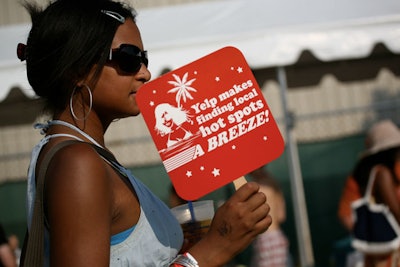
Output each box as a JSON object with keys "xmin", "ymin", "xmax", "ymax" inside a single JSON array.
[{"xmin": 26, "ymin": 120, "xmax": 183, "ymax": 266}]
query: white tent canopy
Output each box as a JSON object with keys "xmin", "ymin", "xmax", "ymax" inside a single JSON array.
[
  {"xmin": 137, "ymin": 0, "xmax": 400, "ymax": 75},
  {"xmin": 1, "ymin": 0, "xmax": 400, "ymax": 101}
]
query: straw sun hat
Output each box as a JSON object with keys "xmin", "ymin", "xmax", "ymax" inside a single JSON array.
[{"xmin": 361, "ymin": 120, "xmax": 400, "ymax": 157}]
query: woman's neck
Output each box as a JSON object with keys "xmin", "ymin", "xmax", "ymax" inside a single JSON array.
[{"xmin": 51, "ymin": 112, "xmax": 109, "ymax": 147}]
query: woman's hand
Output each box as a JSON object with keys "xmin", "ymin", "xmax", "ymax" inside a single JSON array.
[{"xmin": 188, "ymin": 182, "xmax": 272, "ymax": 267}]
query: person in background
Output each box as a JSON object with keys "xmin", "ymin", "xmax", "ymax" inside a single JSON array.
[
  {"xmin": 7, "ymin": 235, "xmax": 20, "ymax": 267},
  {"xmin": 248, "ymin": 166, "xmax": 290, "ymax": 267},
  {"xmin": 352, "ymin": 120, "xmax": 400, "ymax": 267},
  {"xmin": 0, "ymin": 224, "xmax": 16, "ymax": 267},
  {"xmin": 339, "ymin": 151, "xmax": 400, "ymax": 231},
  {"xmin": 19, "ymin": 0, "xmax": 272, "ymax": 266}
]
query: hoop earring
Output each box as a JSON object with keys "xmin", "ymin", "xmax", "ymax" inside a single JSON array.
[{"xmin": 69, "ymin": 84, "xmax": 93, "ymax": 121}]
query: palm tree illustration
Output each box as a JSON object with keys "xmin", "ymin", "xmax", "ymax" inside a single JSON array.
[{"xmin": 167, "ymin": 72, "xmax": 197, "ymax": 108}]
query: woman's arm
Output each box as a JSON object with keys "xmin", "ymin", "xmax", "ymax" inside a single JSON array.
[
  {"xmin": 45, "ymin": 143, "xmax": 113, "ymax": 267},
  {"xmin": 184, "ymin": 182, "xmax": 271, "ymax": 267},
  {"xmin": 374, "ymin": 165, "xmax": 400, "ymax": 223}
]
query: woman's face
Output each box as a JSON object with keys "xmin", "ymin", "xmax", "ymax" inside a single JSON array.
[
  {"xmin": 91, "ymin": 18, "xmax": 151, "ymax": 122},
  {"xmin": 161, "ymin": 111, "xmax": 173, "ymax": 128}
]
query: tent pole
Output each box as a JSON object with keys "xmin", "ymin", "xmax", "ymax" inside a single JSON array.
[{"xmin": 277, "ymin": 66, "xmax": 315, "ymax": 267}]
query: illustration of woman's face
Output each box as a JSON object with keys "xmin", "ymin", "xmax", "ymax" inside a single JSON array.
[{"xmin": 161, "ymin": 111, "xmax": 173, "ymax": 128}]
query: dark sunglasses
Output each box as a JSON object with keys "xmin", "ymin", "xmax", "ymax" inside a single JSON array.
[{"xmin": 108, "ymin": 44, "xmax": 148, "ymax": 74}]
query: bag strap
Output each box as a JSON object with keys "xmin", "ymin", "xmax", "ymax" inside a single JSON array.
[
  {"xmin": 89, "ymin": 144, "xmax": 119, "ymax": 165},
  {"xmin": 89, "ymin": 144, "xmax": 134, "ymax": 191},
  {"xmin": 364, "ymin": 166, "xmax": 379, "ymax": 200},
  {"xmin": 23, "ymin": 140, "xmax": 81, "ymax": 267}
]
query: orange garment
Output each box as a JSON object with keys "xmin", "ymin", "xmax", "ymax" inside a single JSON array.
[{"xmin": 338, "ymin": 175, "xmax": 361, "ymax": 231}]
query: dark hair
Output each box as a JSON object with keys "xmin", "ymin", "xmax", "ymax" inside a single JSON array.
[
  {"xmin": 22, "ymin": 0, "xmax": 137, "ymax": 114},
  {"xmin": 353, "ymin": 147, "xmax": 400, "ymax": 193}
]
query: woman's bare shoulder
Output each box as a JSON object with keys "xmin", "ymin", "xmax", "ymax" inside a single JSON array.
[{"xmin": 43, "ymin": 141, "xmax": 113, "ymax": 206}]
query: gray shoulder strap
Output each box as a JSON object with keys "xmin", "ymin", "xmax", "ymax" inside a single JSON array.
[{"xmin": 23, "ymin": 140, "xmax": 81, "ymax": 267}]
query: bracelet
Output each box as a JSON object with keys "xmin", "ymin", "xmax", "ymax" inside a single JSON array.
[{"xmin": 171, "ymin": 252, "xmax": 199, "ymax": 267}]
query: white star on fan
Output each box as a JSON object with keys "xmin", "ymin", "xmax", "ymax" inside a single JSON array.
[{"xmin": 212, "ymin": 168, "xmax": 220, "ymax": 177}]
